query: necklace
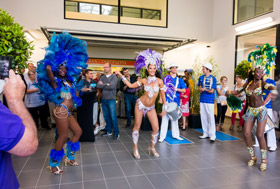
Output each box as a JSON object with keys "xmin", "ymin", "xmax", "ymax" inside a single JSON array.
[{"xmin": 147, "ymin": 76, "xmax": 156, "ymax": 84}]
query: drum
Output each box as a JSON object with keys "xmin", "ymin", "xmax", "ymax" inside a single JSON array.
[{"xmin": 166, "ymin": 102, "xmax": 182, "ymax": 120}]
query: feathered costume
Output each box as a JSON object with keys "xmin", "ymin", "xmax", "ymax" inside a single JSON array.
[
  {"xmin": 37, "ymin": 32, "xmax": 88, "ymax": 172},
  {"xmin": 248, "ymin": 43, "xmax": 277, "ymax": 76},
  {"xmin": 36, "ymin": 32, "xmax": 88, "ymax": 108},
  {"xmin": 227, "ymin": 43, "xmax": 277, "ymax": 113},
  {"xmin": 134, "ymin": 48, "xmax": 163, "ymax": 76}
]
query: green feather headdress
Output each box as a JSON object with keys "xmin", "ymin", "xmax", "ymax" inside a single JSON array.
[{"xmin": 248, "ymin": 43, "xmax": 277, "ymax": 76}]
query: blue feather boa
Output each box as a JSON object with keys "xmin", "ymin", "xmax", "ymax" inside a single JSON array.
[
  {"xmin": 67, "ymin": 141, "xmax": 80, "ymax": 152},
  {"xmin": 50, "ymin": 149, "xmax": 65, "ymax": 162},
  {"xmin": 36, "ymin": 32, "xmax": 88, "ymax": 107}
]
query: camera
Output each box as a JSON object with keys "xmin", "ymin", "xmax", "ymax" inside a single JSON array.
[{"xmin": 0, "ymin": 56, "xmax": 11, "ymax": 79}]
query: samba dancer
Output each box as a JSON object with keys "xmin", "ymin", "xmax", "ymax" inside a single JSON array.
[
  {"xmin": 115, "ymin": 49, "xmax": 166, "ymax": 159},
  {"xmin": 37, "ymin": 32, "xmax": 88, "ymax": 174},
  {"xmin": 227, "ymin": 43, "xmax": 277, "ymax": 171}
]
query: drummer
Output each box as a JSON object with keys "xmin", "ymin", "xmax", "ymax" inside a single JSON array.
[
  {"xmin": 198, "ymin": 63, "xmax": 217, "ymax": 143},
  {"xmin": 253, "ymin": 76, "xmax": 277, "ymax": 152},
  {"xmin": 158, "ymin": 63, "xmax": 186, "ymax": 142}
]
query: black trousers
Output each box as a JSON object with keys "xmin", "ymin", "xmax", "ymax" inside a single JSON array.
[
  {"xmin": 216, "ymin": 103, "xmax": 227, "ymax": 125},
  {"xmin": 28, "ymin": 103, "xmax": 49, "ymax": 128}
]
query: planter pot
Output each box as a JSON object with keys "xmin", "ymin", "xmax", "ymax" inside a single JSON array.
[
  {"xmin": 189, "ymin": 114, "xmax": 202, "ymax": 128},
  {"xmin": 141, "ymin": 115, "xmax": 162, "ymax": 131}
]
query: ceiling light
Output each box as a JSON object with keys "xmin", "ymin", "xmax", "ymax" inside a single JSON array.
[
  {"xmin": 177, "ymin": 43, "xmax": 196, "ymax": 50},
  {"xmin": 235, "ymin": 17, "xmax": 273, "ymax": 33}
]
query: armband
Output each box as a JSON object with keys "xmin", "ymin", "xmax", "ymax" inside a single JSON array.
[
  {"xmin": 137, "ymin": 81, "xmax": 141, "ymax": 86},
  {"xmin": 160, "ymin": 85, "xmax": 167, "ymax": 92},
  {"xmin": 271, "ymin": 89, "xmax": 278, "ymax": 96},
  {"xmin": 264, "ymin": 83, "xmax": 274, "ymax": 90}
]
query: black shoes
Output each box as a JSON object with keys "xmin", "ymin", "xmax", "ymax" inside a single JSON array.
[{"xmin": 113, "ymin": 134, "xmax": 120, "ymax": 140}]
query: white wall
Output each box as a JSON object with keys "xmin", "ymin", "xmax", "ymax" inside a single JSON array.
[{"xmin": 0, "ymin": 0, "xmax": 214, "ymax": 40}]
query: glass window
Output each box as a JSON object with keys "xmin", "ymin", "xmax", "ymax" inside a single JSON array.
[
  {"xmin": 65, "ymin": 1, "xmax": 78, "ymax": 12},
  {"xmin": 234, "ymin": 0, "xmax": 273, "ymax": 24},
  {"xmin": 143, "ymin": 10, "xmax": 160, "ymax": 20},
  {"xmin": 101, "ymin": 5, "xmax": 118, "ymax": 16},
  {"xmin": 235, "ymin": 27, "xmax": 276, "ymax": 77},
  {"xmin": 80, "ymin": 3, "xmax": 100, "ymax": 15},
  {"xmin": 122, "ymin": 7, "xmax": 141, "ymax": 18},
  {"xmin": 65, "ymin": 0, "xmax": 167, "ymax": 27}
]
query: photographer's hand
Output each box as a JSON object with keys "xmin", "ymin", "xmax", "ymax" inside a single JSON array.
[{"xmin": 4, "ymin": 70, "xmax": 25, "ymax": 101}]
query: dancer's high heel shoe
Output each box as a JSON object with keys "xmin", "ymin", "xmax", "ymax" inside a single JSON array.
[
  {"xmin": 247, "ymin": 156, "xmax": 257, "ymax": 166},
  {"xmin": 148, "ymin": 147, "xmax": 159, "ymax": 158},
  {"xmin": 133, "ymin": 148, "xmax": 140, "ymax": 159},
  {"xmin": 48, "ymin": 166, "xmax": 64, "ymax": 175},
  {"xmin": 64, "ymin": 157, "xmax": 79, "ymax": 166},
  {"xmin": 260, "ymin": 159, "xmax": 267, "ymax": 171}
]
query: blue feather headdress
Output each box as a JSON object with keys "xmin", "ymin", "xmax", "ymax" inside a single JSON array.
[
  {"xmin": 134, "ymin": 49, "xmax": 163, "ymax": 76},
  {"xmin": 36, "ymin": 32, "xmax": 88, "ymax": 107}
]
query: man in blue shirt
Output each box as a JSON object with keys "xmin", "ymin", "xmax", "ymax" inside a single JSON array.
[
  {"xmin": 0, "ymin": 70, "xmax": 38, "ymax": 188},
  {"xmin": 159, "ymin": 63, "xmax": 186, "ymax": 142},
  {"xmin": 198, "ymin": 63, "xmax": 217, "ymax": 143},
  {"xmin": 253, "ymin": 77, "xmax": 277, "ymax": 151}
]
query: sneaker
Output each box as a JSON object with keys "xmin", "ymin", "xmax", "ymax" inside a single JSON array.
[
  {"xmin": 113, "ymin": 134, "xmax": 120, "ymax": 140},
  {"xmin": 210, "ymin": 139, "xmax": 215, "ymax": 143},
  {"xmin": 101, "ymin": 131, "xmax": 112, "ymax": 137},
  {"xmin": 158, "ymin": 138, "xmax": 164, "ymax": 143},
  {"xmin": 253, "ymin": 144, "xmax": 259, "ymax": 148},
  {"xmin": 269, "ymin": 147, "xmax": 277, "ymax": 152},
  {"xmin": 174, "ymin": 137, "xmax": 184, "ymax": 141},
  {"xmin": 199, "ymin": 134, "xmax": 209, "ymax": 139},
  {"xmin": 94, "ymin": 126, "xmax": 102, "ymax": 135}
]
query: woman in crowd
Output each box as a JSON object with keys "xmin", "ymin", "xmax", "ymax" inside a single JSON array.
[
  {"xmin": 116, "ymin": 49, "xmax": 166, "ymax": 159},
  {"xmin": 230, "ymin": 75, "xmax": 246, "ymax": 132},
  {"xmin": 216, "ymin": 76, "xmax": 229, "ymax": 131},
  {"xmin": 25, "ymin": 70, "xmax": 50, "ymax": 130},
  {"xmin": 37, "ymin": 32, "xmax": 88, "ymax": 174},
  {"xmin": 180, "ymin": 77, "xmax": 190, "ymax": 130},
  {"xmin": 227, "ymin": 43, "xmax": 277, "ymax": 171}
]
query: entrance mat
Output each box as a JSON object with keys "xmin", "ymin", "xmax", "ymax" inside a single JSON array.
[
  {"xmin": 160, "ymin": 130, "xmax": 193, "ymax": 144},
  {"xmin": 194, "ymin": 128, "xmax": 240, "ymax": 141}
]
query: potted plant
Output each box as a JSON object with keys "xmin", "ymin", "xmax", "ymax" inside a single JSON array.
[
  {"xmin": 234, "ymin": 60, "xmax": 251, "ymax": 80},
  {"xmin": 189, "ymin": 56, "xmax": 220, "ymax": 128},
  {"xmin": 0, "ymin": 9, "xmax": 34, "ymax": 73}
]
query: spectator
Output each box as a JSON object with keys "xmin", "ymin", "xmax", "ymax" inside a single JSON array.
[
  {"xmin": 26, "ymin": 70, "xmax": 50, "ymax": 130},
  {"xmin": 120, "ymin": 68, "xmax": 137, "ymax": 128},
  {"xmin": 180, "ymin": 78, "xmax": 190, "ymax": 130},
  {"xmin": 1, "ymin": 70, "xmax": 38, "ymax": 188},
  {"xmin": 216, "ymin": 76, "xmax": 229, "ymax": 131},
  {"xmin": 97, "ymin": 63, "xmax": 119, "ymax": 140},
  {"xmin": 230, "ymin": 75, "xmax": 246, "ymax": 132},
  {"xmin": 77, "ymin": 69, "xmax": 97, "ymax": 142}
]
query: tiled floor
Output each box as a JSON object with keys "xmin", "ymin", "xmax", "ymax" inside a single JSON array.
[{"xmin": 13, "ymin": 118, "xmax": 280, "ymax": 189}]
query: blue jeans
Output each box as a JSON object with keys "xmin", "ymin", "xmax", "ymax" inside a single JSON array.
[
  {"xmin": 124, "ymin": 94, "xmax": 137, "ymax": 125},
  {"xmin": 102, "ymin": 99, "xmax": 119, "ymax": 135}
]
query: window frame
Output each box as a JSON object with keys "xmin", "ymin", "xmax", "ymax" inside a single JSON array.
[
  {"xmin": 64, "ymin": 0, "xmax": 168, "ymax": 28},
  {"xmin": 233, "ymin": 0, "xmax": 273, "ymax": 25},
  {"xmin": 234, "ymin": 25, "xmax": 279, "ymax": 80}
]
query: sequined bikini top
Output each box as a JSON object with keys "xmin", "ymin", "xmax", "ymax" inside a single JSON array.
[
  {"xmin": 144, "ymin": 76, "xmax": 160, "ymax": 98},
  {"xmin": 245, "ymin": 81, "xmax": 262, "ymax": 96},
  {"xmin": 58, "ymin": 78, "xmax": 72, "ymax": 99}
]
